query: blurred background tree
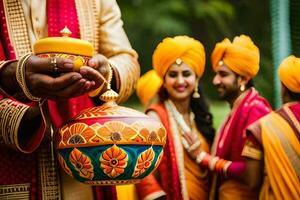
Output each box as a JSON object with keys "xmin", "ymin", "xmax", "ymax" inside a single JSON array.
[{"xmin": 119, "ymin": 0, "xmax": 274, "ymax": 108}]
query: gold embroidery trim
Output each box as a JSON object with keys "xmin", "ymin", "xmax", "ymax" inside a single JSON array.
[
  {"xmin": 38, "ymin": 142, "xmax": 62, "ymax": 200},
  {"xmin": 0, "ymin": 98, "xmax": 30, "ymax": 152},
  {"xmin": 15, "ymin": 53, "xmax": 41, "ymax": 102},
  {"xmin": 3, "ymin": 0, "xmax": 31, "ymax": 58},
  {"xmin": 0, "ymin": 183, "xmax": 30, "ymax": 199},
  {"xmin": 75, "ymin": 0, "xmax": 99, "ymax": 52}
]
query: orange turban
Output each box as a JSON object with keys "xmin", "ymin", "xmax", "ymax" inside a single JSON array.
[
  {"xmin": 136, "ymin": 70, "xmax": 162, "ymax": 106},
  {"xmin": 211, "ymin": 35, "xmax": 260, "ymax": 78},
  {"xmin": 152, "ymin": 36, "xmax": 206, "ymax": 79},
  {"xmin": 278, "ymin": 55, "xmax": 300, "ymax": 93}
]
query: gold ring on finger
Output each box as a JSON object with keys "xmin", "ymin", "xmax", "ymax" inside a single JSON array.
[{"xmin": 51, "ymin": 57, "xmax": 59, "ymax": 74}]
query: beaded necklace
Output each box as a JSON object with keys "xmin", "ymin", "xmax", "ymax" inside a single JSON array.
[{"xmin": 167, "ymin": 100, "xmax": 194, "ymax": 132}]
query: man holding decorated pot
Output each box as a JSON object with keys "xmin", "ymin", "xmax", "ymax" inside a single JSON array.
[{"xmin": 0, "ymin": 0, "xmax": 140, "ymax": 199}]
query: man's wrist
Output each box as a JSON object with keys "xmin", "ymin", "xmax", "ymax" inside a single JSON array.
[{"xmin": 0, "ymin": 60, "xmax": 21, "ymax": 95}]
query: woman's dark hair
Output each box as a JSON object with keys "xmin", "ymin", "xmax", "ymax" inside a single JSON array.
[
  {"xmin": 158, "ymin": 82, "xmax": 215, "ymax": 144},
  {"xmin": 246, "ymin": 79, "xmax": 254, "ymax": 89},
  {"xmin": 191, "ymin": 82, "xmax": 215, "ymax": 144}
]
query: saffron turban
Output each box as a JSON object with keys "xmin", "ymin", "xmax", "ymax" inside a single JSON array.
[
  {"xmin": 136, "ymin": 70, "xmax": 162, "ymax": 106},
  {"xmin": 211, "ymin": 35, "xmax": 260, "ymax": 78},
  {"xmin": 278, "ymin": 55, "xmax": 300, "ymax": 93},
  {"xmin": 152, "ymin": 35, "xmax": 206, "ymax": 79}
]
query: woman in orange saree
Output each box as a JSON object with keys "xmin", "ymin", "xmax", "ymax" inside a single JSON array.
[{"xmin": 136, "ymin": 35, "xmax": 215, "ymax": 200}]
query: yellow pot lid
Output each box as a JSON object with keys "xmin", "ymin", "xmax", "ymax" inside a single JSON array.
[{"xmin": 33, "ymin": 27, "xmax": 94, "ymax": 57}]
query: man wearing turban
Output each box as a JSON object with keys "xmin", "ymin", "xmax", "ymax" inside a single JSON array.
[
  {"xmin": 136, "ymin": 36, "xmax": 215, "ymax": 200},
  {"xmin": 242, "ymin": 55, "xmax": 300, "ymax": 199},
  {"xmin": 182, "ymin": 35, "xmax": 272, "ymax": 200}
]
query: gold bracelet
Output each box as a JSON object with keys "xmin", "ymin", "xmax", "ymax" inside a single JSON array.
[
  {"xmin": 16, "ymin": 53, "xmax": 41, "ymax": 102},
  {"xmin": 0, "ymin": 99, "xmax": 11, "ymax": 144},
  {"xmin": 0, "ymin": 98, "xmax": 29, "ymax": 150}
]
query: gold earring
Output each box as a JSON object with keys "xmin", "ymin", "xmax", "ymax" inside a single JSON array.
[
  {"xmin": 193, "ymin": 82, "xmax": 200, "ymax": 98},
  {"xmin": 240, "ymin": 84, "xmax": 245, "ymax": 92}
]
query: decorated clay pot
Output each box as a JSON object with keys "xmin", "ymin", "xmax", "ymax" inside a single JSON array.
[
  {"xmin": 33, "ymin": 27, "xmax": 167, "ymax": 185},
  {"xmin": 55, "ymin": 103, "xmax": 167, "ymax": 185},
  {"xmin": 33, "ymin": 27, "xmax": 93, "ymax": 71}
]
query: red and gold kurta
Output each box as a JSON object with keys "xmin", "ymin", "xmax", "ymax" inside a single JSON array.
[{"xmin": 0, "ymin": 0, "xmax": 140, "ymax": 199}]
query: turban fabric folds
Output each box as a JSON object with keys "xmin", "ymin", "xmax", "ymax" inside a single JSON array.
[
  {"xmin": 136, "ymin": 70, "xmax": 162, "ymax": 106},
  {"xmin": 136, "ymin": 35, "xmax": 206, "ymax": 105},
  {"xmin": 278, "ymin": 55, "xmax": 300, "ymax": 93},
  {"xmin": 211, "ymin": 35, "xmax": 260, "ymax": 78},
  {"xmin": 152, "ymin": 36, "xmax": 205, "ymax": 79}
]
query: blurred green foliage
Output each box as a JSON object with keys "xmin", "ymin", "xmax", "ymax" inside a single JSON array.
[
  {"xmin": 291, "ymin": 0, "xmax": 300, "ymax": 56},
  {"xmin": 118, "ymin": 0, "xmax": 274, "ymax": 106}
]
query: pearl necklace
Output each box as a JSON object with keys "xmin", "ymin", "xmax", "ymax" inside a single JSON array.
[{"xmin": 165, "ymin": 99, "xmax": 196, "ymax": 134}]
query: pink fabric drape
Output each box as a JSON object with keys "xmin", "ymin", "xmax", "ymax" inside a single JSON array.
[{"xmin": 215, "ymin": 88, "xmax": 271, "ymax": 161}]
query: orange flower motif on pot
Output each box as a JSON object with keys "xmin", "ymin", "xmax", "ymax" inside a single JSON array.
[
  {"xmin": 139, "ymin": 129, "xmax": 159, "ymax": 142},
  {"xmin": 132, "ymin": 121, "xmax": 167, "ymax": 143},
  {"xmin": 97, "ymin": 121, "xmax": 137, "ymax": 142},
  {"xmin": 157, "ymin": 127, "xmax": 167, "ymax": 143},
  {"xmin": 60, "ymin": 123, "xmax": 96, "ymax": 146},
  {"xmin": 57, "ymin": 154, "xmax": 73, "ymax": 177},
  {"xmin": 132, "ymin": 147, "xmax": 155, "ymax": 178},
  {"xmin": 69, "ymin": 148, "xmax": 94, "ymax": 180},
  {"xmin": 100, "ymin": 145, "xmax": 128, "ymax": 178},
  {"xmin": 89, "ymin": 123, "xmax": 106, "ymax": 143}
]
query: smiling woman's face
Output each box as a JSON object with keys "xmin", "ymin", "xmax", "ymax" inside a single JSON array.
[{"xmin": 163, "ymin": 62, "xmax": 197, "ymax": 101}]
